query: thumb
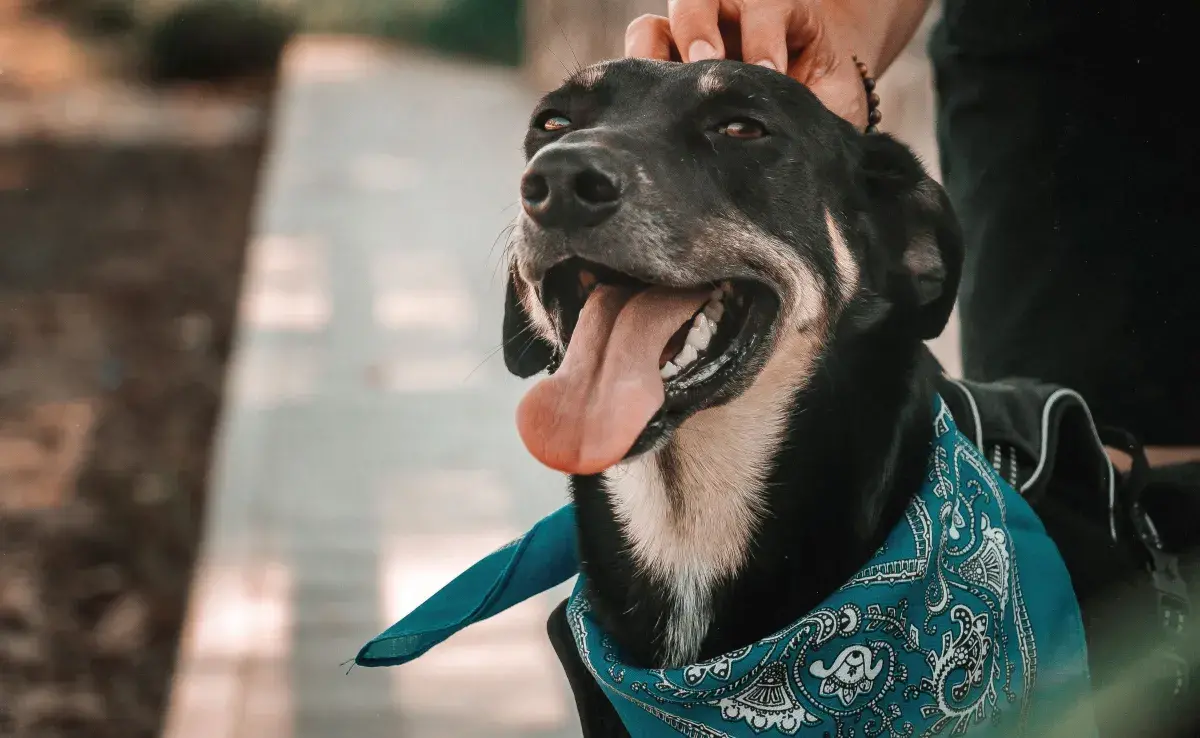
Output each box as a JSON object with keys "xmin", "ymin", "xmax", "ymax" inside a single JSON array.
[
  {"xmin": 668, "ymin": 0, "xmax": 725, "ymax": 62},
  {"xmin": 786, "ymin": 23, "xmax": 870, "ymax": 131},
  {"xmin": 803, "ymin": 62, "xmax": 869, "ymax": 130}
]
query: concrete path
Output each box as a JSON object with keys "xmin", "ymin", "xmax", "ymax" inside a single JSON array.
[
  {"xmin": 159, "ymin": 34, "xmax": 958, "ymax": 738},
  {"xmin": 160, "ymin": 38, "xmax": 577, "ymax": 738}
]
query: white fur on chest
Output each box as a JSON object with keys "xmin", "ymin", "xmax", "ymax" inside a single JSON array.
[
  {"xmin": 597, "ymin": 209, "xmax": 857, "ymax": 667},
  {"xmin": 602, "ymin": 334, "xmax": 815, "ymax": 667}
]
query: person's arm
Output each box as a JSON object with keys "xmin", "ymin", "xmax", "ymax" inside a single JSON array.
[
  {"xmin": 625, "ymin": 0, "xmax": 932, "ymax": 128},
  {"xmin": 831, "ymin": 0, "xmax": 933, "ymax": 77}
]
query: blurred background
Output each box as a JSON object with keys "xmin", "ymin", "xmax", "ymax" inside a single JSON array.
[{"xmin": 0, "ymin": 2, "xmax": 952, "ymax": 737}]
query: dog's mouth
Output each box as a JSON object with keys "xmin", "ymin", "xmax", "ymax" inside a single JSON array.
[
  {"xmin": 515, "ymin": 257, "xmax": 780, "ymax": 475},
  {"xmin": 548, "ymin": 260, "xmax": 762, "ymax": 389}
]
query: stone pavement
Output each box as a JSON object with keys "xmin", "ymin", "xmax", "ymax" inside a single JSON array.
[
  {"xmin": 159, "ymin": 38, "xmax": 578, "ymax": 738},
  {"xmin": 159, "ymin": 33, "xmax": 957, "ymax": 738}
]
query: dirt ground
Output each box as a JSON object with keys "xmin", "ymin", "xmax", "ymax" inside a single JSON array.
[{"xmin": 0, "ymin": 4, "xmax": 275, "ymax": 736}]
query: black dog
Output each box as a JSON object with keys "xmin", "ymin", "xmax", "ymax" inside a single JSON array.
[{"xmin": 498, "ymin": 59, "xmax": 1193, "ymax": 736}]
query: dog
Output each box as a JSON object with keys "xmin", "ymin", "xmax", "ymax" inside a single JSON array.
[
  {"xmin": 355, "ymin": 58, "xmax": 1195, "ymax": 736},
  {"xmin": 497, "ymin": 57, "xmax": 1101, "ymax": 736}
]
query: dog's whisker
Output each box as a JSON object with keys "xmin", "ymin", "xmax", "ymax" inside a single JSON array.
[
  {"xmin": 550, "ymin": 16, "xmax": 581, "ymax": 75},
  {"xmin": 542, "ymin": 42, "xmax": 574, "ymax": 80},
  {"xmin": 486, "ymin": 220, "xmax": 519, "ymax": 276},
  {"xmin": 487, "ymin": 218, "xmax": 518, "ymax": 265},
  {"xmin": 489, "ymin": 228, "xmax": 520, "ymax": 285},
  {"xmin": 500, "ymin": 322, "xmax": 541, "ymax": 354},
  {"xmin": 463, "ymin": 323, "xmax": 539, "ymax": 384},
  {"xmin": 596, "ymin": 3, "xmax": 609, "ymax": 69},
  {"xmin": 462, "ymin": 345, "xmax": 506, "ymax": 383}
]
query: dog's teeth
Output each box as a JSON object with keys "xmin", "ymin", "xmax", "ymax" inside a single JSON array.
[
  {"xmin": 710, "ymin": 288, "xmax": 724, "ymax": 301},
  {"xmin": 660, "ymin": 361, "xmax": 680, "ymax": 379},
  {"xmin": 676, "ymin": 343, "xmax": 699, "ymax": 368},
  {"xmin": 703, "ymin": 299, "xmax": 724, "ymax": 323},
  {"xmin": 686, "ymin": 314, "xmax": 712, "ymax": 350},
  {"xmin": 720, "ymin": 280, "xmax": 733, "ymax": 293}
]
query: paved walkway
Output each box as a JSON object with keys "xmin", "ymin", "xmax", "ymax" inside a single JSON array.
[
  {"xmin": 160, "ymin": 38, "xmax": 577, "ymax": 738},
  {"xmin": 159, "ymin": 34, "xmax": 958, "ymax": 738}
]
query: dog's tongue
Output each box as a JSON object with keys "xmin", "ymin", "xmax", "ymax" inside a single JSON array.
[{"xmin": 517, "ymin": 284, "xmax": 708, "ymax": 475}]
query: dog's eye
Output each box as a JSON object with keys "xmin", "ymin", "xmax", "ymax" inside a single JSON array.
[
  {"xmin": 716, "ymin": 119, "xmax": 767, "ymax": 139},
  {"xmin": 535, "ymin": 111, "xmax": 572, "ymax": 132}
]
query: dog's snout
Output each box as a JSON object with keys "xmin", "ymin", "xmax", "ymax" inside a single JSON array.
[
  {"xmin": 520, "ymin": 145, "xmax": 622, "ymax": 229},
  {"xmin": 573, "ymin": 168, "xmax": 620, "ymax": 205}
]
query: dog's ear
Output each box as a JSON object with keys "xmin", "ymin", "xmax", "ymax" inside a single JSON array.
[
  {"xmin": 503, "ymin": 266, "xmax": 556, "ymax": 378},
  {"xmin": 858, "ymin": 134, "xmax": 964, "ymax": 340}
]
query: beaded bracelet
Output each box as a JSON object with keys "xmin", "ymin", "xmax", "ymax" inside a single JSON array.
[{"xmin": 852, "ymin": 55, "xmax": 882, "ymax": 134}]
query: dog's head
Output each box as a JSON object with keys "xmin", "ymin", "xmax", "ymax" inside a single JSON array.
[{"xmin": 504, "ymin": 59, "xmax": 962, "ymax": 475}]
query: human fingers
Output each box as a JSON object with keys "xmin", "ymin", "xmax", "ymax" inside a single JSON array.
[
  {"xmin": 738, "ymin": 0, "xmax": 794, "ymax": 72},
  {"xmin": 804, "ymin": 64, "xmax": 869, "ymax": 130},
  {"xmin": 627, "ymin": 9, "xmax": 742, "ymax": 63},
  {"xmin": 668, "ymin": 0, "xmax": 724, "ymax": 62},
  {"xmin": 784, "ymin": 10, "xmax": 870, "ymax": 129},
  {"xmin": 625, "ymin": 13, "xmax": 675, "ymax": 60}
]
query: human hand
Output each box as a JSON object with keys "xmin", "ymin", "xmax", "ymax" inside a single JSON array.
[{"xmin": 625, "ymin": 0, "xmax": 873, "ymax": 130}]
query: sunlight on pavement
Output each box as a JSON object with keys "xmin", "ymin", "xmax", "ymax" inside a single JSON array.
[
  {"xmin": 370, "ymin": 250, "xmax": 478, "ymax": 336},
  {"xmin": 162, "ymin": 559, "xmax": 295, "ymax": 738},
  {"xmin": 161, "ymin": 667, "xmax": 241, "ymax": 738},
  {"xmin": 368, "ymin": 353, "xmax": 488, "ymax": 392},
  {"xmin": 242, "ymin": 234, "xmax": 332, "ymax": 331},
  {"xmin": 382, "ymin": 469, "xmax": 514, "ymax": 531},
  {"xmin": 227, "ymin": 344, "xmax": 323, "ymax": 408},
  {"xmin": 240, "ymin": 658, "xmax": 294, "ymax": 738},
  {"xmin": 381, "ymin": 532, "xmax": 520, "ymax": 626},
  {"xmin": 285, "ymin": 37, "xmax": 394, "ymax": 83},
  {"xmin": 348, "ymin": 153, "xmax": 422, "ymax": 192},
  {"xmin": 373, "ymin": 289, "xmax": 476, "ymax": 334},
  {"xmin": 191, "ymin": 561, "xmax": 293, "ymax": 660},
  {"xmin": 381, "ymin": 532, "xmax": 570, "ymax": 730},
  {"xmin": 163, "ymin": 38, "xmax": 587, "ymax": 738},
  {"xmin": 396, "ymin": 600, "xmax": 570, "ymax": 729}
]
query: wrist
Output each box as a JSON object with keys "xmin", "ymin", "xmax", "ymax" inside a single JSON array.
[{"xmin": 826, "ymin": 0, "xmax": 931, "ymax": 77}]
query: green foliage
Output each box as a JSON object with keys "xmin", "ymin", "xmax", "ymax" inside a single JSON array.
[
  {"xmin": 371, "ymin": 0, "xmax": 522, "ymax": 67},
  {"xmin": 416, "ymin": 0, "xmax": 523, "ymax": 67}
]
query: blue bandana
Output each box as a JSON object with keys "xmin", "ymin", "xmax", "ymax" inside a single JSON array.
[{"xmin": 357, "ymin": 397, "xmax": 1098, "ymax": 737}]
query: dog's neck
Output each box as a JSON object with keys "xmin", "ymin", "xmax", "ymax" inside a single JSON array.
[{"xmin": 569, "ymin": 326, "xmax": 938, "ymax": 669}]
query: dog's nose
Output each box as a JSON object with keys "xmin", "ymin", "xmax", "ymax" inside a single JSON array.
[{"xmin": 520, "ymin": 146, "xmax": 622, "ymax": 229}]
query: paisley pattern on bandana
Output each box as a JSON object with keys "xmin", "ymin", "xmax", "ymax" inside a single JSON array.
[{"xmin": 566, "ymin": 398, "xmax": 1091, "ymax": 737}]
